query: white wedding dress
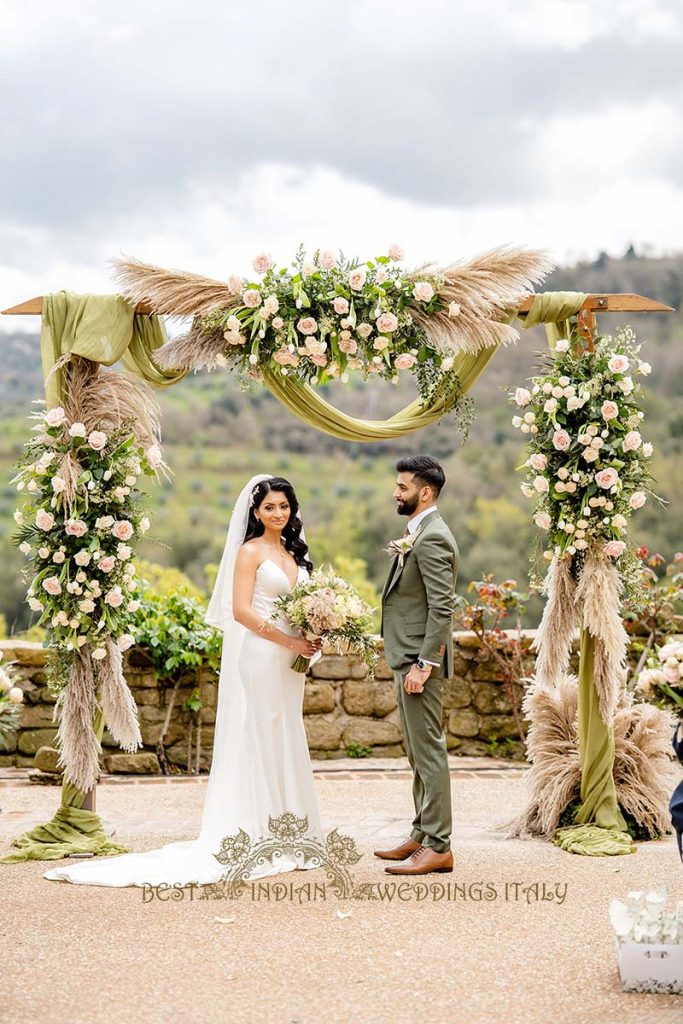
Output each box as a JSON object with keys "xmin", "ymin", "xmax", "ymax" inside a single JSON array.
[{"xmin": 44, "ymin": 557, "xmax": 325, "ymax": 887}]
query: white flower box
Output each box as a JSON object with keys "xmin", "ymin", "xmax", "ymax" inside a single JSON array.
[{"xmin": 616, "ymin": 938, "xmax": 683, "ymax": 994}]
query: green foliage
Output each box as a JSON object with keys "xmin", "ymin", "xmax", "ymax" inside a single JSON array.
[
  {"xmin": 345, "ymin": 742, "xmax": 372, "ymax": 758},
  {"xmin": 130, "ymin": 588, "xmax": 222, "ymax": 678},
  {"xmin": 136, "ymin": 558, "xmax": 206, "ymax": 601}
]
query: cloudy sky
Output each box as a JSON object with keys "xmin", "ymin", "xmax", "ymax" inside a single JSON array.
[{"xmin": 1, "ymin": 0, "xmax": 682, "ymax": 330}]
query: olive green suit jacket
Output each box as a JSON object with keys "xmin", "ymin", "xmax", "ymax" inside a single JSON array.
[{"xmin": 380, "ymin": 509, "xmax": 459, "ymax": 680}]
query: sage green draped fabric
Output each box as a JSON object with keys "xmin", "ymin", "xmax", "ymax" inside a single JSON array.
[
  {"xmin": 1, "ymin": 287, "xmax": 635, "ymax": 862},
  {"xmin": 41, "ymin": 290, "xmax": 187, "ymax": 408},
  {"xmin": 264, "ymin": 342, "xmax": 503, "ymax": 442},
  {"xmin": 552, "ymin": 626, "xmax": 635, "ymax": 856},
  {"xmin": 0, "ymin": 708, "xmax": 130, "ymax": 862}
]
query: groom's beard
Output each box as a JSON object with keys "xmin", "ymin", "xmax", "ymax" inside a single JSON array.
[{"xmin": 396, "ymin": 494, "xmax": 419, "ymax": 516}]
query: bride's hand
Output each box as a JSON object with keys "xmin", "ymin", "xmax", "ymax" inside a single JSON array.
[{"xmin": 291, "ymin": 636, "xmax": 319, "ymax": 658}]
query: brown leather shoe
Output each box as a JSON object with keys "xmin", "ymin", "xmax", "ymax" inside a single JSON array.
[
  {"xmin": 384, "ymin": 845, "xmax": 454, "ymax": 874},
  {"xmin": 373, "ymin": 837, "xmax": 422, "ymax": 861}
]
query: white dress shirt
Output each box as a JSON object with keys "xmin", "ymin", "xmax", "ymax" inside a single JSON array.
[
  {"xmin": 405, "ymin": 504, "xmax": 438, "ymax": 535},
  {"xmin": 405, "ymin": 505, "xmax": 440, "ymax": 667}
]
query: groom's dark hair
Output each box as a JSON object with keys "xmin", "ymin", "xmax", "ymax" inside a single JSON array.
[{"xmin": 396, "ymin": 454, "xmax": 445, "ymax": 497}]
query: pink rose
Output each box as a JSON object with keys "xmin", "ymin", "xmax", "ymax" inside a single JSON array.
[
  {"xmin": 394, "ymin": 354, "xmax": 417, "ymax": 370},
  {"xmin": 65, "ymin": 519, "xmax": 88, "ymax": 538},
  {"xmin": 552, "ymin": 430, "xmax": 571, "ymax": 451},
  {"xmin": 388, "ymin": 243, "xmax": 404, "ymax": 261},
  {"xmin": 273, "ymin": 349, "xmax": 297, "ymax": 366},
  {"xmin": 42, "ymin": 576, "xmax": 62, "ymax": 596},
  {"xmin": 105, "ymin": 588, "xmax": 124, "ymax": 608},
  {"xmin": 228, "ymin": 274, "xmax": 243, "ymax": 293},
  {"xmin": 608, "ymin": 354, "xmax": 630, "ymax": 374},
  {"xmin": 88, "ymin": 430, "xmax": 108, "ymax": 451},
  {"xmin": 117, "ymin": 634, "xmax": 135, "ymax": 652},
  {"xmin": 376, "ymin": 312, "xmax": 398, "ymax": 333},
  {"xmin": 310, "ymin": 354, "xmax": 328, "ymax": 367},
  {"xmin": 338, "ymin": 337, "xmax": 358, "ymax": 355},
  {"xmin": 98, "ymin": 556, "xmax": 116, "ymax": 573},
  {"xmin": 242, "ymin": 289, "xmax": 262, "ymax": 308},
  {"xmin": 252, "ymin": 253, "xmax": 273, "ymax": 275},
  {"xmin": 297, "ymin": 316, "xmax": 318, "ymax": 336},
  {"xmin": 601, "ymin": 400, "xmax": 619, "ymax": 420},
  {"xmin": 373, "ymin": 337, "xmax": 390, "ymax": 352},
  {"xmin": 45, "ymin": 406, "xmax": 67, "ymax": 427},
  {"xmin": 271, "ymin": 316, "xmax": 284, "ymax": 330},
  {"xmin": 348, "ymin": 267, "xmax": 367, "ymax": 291},
  {"xmin": 36, "ymin": 510, "xmax": 55, "ymax": 531},
  {"xmin": 629, "ymin": 491, "xmax": 647, "ymax": 509},
  {"xmin": 534, "ymin": 512, "xmax": 552, "ymax": 530},
  {"xmin": 112, "ymin": 520, "xmax": 134, "ymax": 541},
  {"xmin": 595, "ymin": 468, "xmax": 619, "ymax": 489},
  {"xmin": 320, "ymin": 250, "xmax": 336, "ymax": 270},
  {"xmin": 332, "ymin": 297, "xmax": 349, "ymax": 315},
  {"xmin": 412, "ymin": 281, "xmax": 435, "ymax": 303},
  {"xmin": 529, "ymin": 453, "xmax": 547, "ymax": 471},
  {"xmin": 604, "ymin": 540, "xmax": 626, "ymax": 558},
  {"xmin": 622, "ymin": 430, "xmax": 642, "ymax": 452}
]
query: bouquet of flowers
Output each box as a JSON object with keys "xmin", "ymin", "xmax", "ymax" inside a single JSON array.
[
  {"xmin": 272, "ymin": 565, "xmax": 378, "ymax": 673},
  {"xmin": 11, "ymin": 402, "xmax": 164, "ymax": 691},
  {"xmin": 509, "ymin": 324, "xmax": 661, "ymax": 604},
  {"xmin": 635, "ymin": 639, "xmax": 683, "ymax": 717}
]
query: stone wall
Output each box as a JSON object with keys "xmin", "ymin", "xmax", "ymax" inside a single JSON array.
[{"xmin": 0, "ymin": 631, "xmax": 575, "ymax": 773}]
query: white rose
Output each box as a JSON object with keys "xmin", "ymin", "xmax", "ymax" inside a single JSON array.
[
  {"xmin": 529, "ymin": 453, "xmax": 547, "ymax": 472},
  {"xmin": 554, "ymin": 339, "xmax": 570, "ymax": 353},
  {"xmin": 45, "ymin": 407, "xmax": 67, "ymax": 427},
  {"xmin": 629, "ymin": 491, "xmax": 647, "ymax": 509},
  {"xmin": 146, "ymin": 444, "xmax": 163, "ymax": 468},
  {"xmin": 412, "ymin": 281, "xmax": 434, "ymax": 303},
  {"xmin": 388, "ymin": 243, "xmax": 404, "ymax": 261},
  {"xmin": 514, "ymin": 388, "xmax": 532, "ymax": 407}
]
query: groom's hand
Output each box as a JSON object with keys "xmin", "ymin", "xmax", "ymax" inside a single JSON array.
[{"xmin": 404, "ymin": 663, "xmax": 431, "ymax": 694}]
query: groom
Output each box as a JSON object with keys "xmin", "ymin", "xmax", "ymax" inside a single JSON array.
[{"xmin": 376, "ymin": 454, "xmax": 459, "ymax": 875}]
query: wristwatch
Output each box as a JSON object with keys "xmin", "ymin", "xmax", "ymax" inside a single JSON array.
[{"xmin": 416, "ymin": 659, "xmax": 430, "ymax": 672}]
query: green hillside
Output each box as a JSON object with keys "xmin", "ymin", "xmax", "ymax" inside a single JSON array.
[{"xmin": 1, "ymin": 247, "xmax": 681, "ymax": 631}]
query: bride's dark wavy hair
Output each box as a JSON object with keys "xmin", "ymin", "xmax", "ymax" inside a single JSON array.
[{"xmin": 243, "ymin": 477, "xmax": 313, "ymax": 573}]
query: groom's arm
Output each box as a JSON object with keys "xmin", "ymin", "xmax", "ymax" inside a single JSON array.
[{"xmin": 414, "ymin": 533, "xmax": 457, "ymax": 667}]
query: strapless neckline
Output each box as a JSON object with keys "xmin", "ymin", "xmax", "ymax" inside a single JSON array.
[{"xmin": 257, "ymin": 558, "xmax": 304, "ymax": 591}]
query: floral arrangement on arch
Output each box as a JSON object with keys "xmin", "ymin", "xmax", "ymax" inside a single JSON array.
[
  {"xmin": 13, "ymin": 404, "xmax": 162, "ymax": 669},
  {"xmin": 9, "ymin": 354, "xmax": 167, "ymax": 792},
  {"xmin": 112, "ymin": 244, "xmax": 555, "ymax": 407},
  {"xmin": 510, "ymin": 325, "xmax": 660, "ymax": 605},
  {"xmin": 503, "ymin": 322, "xmax": 671, "ymax": 753}
]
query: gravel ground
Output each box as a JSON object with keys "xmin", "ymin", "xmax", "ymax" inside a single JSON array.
[{"xmin": 1, "ymin": 764, "xmax": 682, "ymax": 1024}]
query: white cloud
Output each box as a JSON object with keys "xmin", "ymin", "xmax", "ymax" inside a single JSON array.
[{"xmin": 1, "ymin": 0, "xmax": 682, "ymax": 330}]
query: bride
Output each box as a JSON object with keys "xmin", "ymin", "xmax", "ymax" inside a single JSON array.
[{"xmin": 44, "ymin": 473, "xmax": 326, "ymax": 886}]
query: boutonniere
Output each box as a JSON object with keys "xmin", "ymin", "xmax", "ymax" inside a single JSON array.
[{"xmin": 385, "ymin": 532, "xmax": 417, "ymax": 567}]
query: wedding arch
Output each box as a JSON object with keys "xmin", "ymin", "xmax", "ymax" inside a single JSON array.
[{"xmin": 0, "ymin": 243, "xmax": 675, "ymax": 863}]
